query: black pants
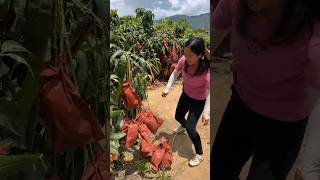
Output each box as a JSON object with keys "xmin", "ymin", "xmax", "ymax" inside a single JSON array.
[
  {"xmin": 175, "ymin": 91, "xmax": 206, "ymax": 155},
  {"xmin": 211, "ymin": 87, "xmax": 308, "ymax": 180}
]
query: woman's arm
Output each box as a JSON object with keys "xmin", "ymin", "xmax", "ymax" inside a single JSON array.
[
  {"xmin": 203, "ymin": 93, "xmax": 210, "ymax": 120},
  {"xmin": 163, "ymin": 69, "xmax": 182, "ymax": 94}
]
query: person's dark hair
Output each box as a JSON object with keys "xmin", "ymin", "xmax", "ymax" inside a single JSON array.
[
  {"xmin": 236, "ymin": 0, "xmax": 320, "ymax": 47},
  {"xmin": 184, "ymin": 37, "xmax": 210, "ymax": 76}
]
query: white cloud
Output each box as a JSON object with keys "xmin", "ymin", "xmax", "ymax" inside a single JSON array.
[
  {"xmin": 154, "ymin": 0, "xmax": 209, "ymax": 19},
  {"xmin": 111, "ymin": 0, "xmax": 209, "ymax": 20}
]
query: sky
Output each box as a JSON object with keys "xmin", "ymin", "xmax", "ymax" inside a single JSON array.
[{"xmin": 110, "ymin": 0, "xmax": 210, "ymax": 20}]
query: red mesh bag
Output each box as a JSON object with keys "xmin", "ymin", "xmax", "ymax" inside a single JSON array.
[
  {"xmin": 122, "ymin": 82, "xmax": 142, "ymax": 110},
  {"xmin": 161, "ymin": 151, "xmax": 173, "ymax": 170},
  {"xmin": 122, "ymin": 119, "xmax": 139, "ymax": 149},
  {"xmin": 159, "ymin": 139, "xmax": 173, "ymax": 170},
  {"xmin": 138, "ymin": 123, "xmax": 151, "ymax": 142},
  {"xmin": 140, "ymin": 138, "xmax": 156, "ymax": 157},
  {"xmin": 137, "ymin": 110, "xmax": 163, "ymax": 134},
  {"xmin": 151, "ymin": 148, "xmax": 165, "ymax": 172},
  {"xmin": 40, "ymin": 57, "xmax": 104, "ymax": 155},
  {"xmin": 81, "ymin": 151, "xmax": 109, "ymax": 180}
]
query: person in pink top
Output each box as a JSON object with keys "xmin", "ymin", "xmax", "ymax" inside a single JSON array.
[
  {"xmin": 162, "ymin": 38, "xmax": 210, "ymax": 167},
  {"xmin": 211, "ymin": 0, "xmax": 320, "ymax": 179}
]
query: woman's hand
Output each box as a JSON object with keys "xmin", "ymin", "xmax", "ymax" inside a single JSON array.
[
  {"xmin": 162, "ymin": 89, "xmax": 169, "ymax": 97},
  {"xmin": 202, "ymin": 115, "xmax": 209, "ymax": 126},
  {"xmin": 162, "ymin": 92, "xmax": 168, "ymax": 97}
]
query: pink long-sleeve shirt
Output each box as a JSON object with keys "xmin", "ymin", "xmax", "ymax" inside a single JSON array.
[{"xmin": 213, "ymin": 0, "xmax": 320, "ymax": 121}]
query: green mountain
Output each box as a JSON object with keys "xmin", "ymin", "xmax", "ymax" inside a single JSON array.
[{"xmin": 155, "ymin": 13, "xmax": 209, "ymax": 31}]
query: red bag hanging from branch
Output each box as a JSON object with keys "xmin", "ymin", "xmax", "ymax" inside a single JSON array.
[
  {"xmin": 40, "ymin": 56, "xmax": 104, "ymax": 155},
  {"xmin": 122, "ymin": 82, "xmax": 142, "ymax": 110}
]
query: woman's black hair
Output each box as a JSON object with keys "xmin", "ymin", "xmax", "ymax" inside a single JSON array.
[
  {"xmin": 236, "ymin": 0, "xmax": 320, "ymax": 47},
  {"xmin": 184, "ymin": 37, "xmax": 210, "ymax": 76}
]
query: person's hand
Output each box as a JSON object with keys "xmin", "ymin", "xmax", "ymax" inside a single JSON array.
[
  {"xmin": 162, "ymin": 89, "xmax": 169, "ymax": 97},
  {"xmin": 202, "ymin": 115, "xmax": 209, "ymax": 126}
]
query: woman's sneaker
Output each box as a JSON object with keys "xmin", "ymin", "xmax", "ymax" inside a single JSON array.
[
  {"xmin": 174, "ymin": 126, "xmax": 187, "ymax": 134},
  {"xmin": 189, "ymin": 154, "xmax": 203, "ymax": 167}
]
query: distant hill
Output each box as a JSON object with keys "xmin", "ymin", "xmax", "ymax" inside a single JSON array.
[{"xmin": 155, "ymin": 13, "xmax": 209, "ymax": 31}]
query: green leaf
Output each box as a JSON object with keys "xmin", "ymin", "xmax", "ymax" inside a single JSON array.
[
  {"xmin": 110, "ymin": 140, "xmax": 120, "ymax": 155},
  {"xmin": 1, "ymin": 41, "xmax": 31, "ymax": 54},
  {"xmin": 110, "ymin": 110, "xmax": 124, "ymax": 119},
  {"xmin": 110, "ymin": 50, "xmax": 123, "ymax": 63},
  {"xmin": 110, "ymin": 132, "xmax": 126, "ymax": 140}
]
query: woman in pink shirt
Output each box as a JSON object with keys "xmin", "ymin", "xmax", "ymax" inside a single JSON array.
[
  {"xmin": 162, "ymin": 38, "xmax": 210, "ymax": 167},
  {"xmin": 211, "ymin": 0, "xmax": 320, "ymax": 179}
]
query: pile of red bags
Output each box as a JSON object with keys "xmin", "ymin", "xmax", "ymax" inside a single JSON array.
[
  {"xmin": 121, "ymin": 109, "xmax": 173, "ymax": 172},
  {"xmin": 40, "ymin": 56, "xmax": 105, "ymax": 155},
  {"xmin": 136, "ymin": 109, "xmax": 163, "ymax": 134},
  {"xmin": 121, "ymin": 109, "xmax": 163, "ymax": 150}
]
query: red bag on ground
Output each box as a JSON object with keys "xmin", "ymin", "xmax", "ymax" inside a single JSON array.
[
  {"xmin": 137, "ymin": 110, "xmax": 163, "ymax": 134},
  {"xmin": 81, "ymin": 151, "xmax": 109, "ymax": 180},
  {"xmin": 151, "ymin": 148, "xmax": 165, "ymax": 172},
  {"xmin": 122, "ymin": 82, "xmax": 142, "ymax": 110},
  {"xmin": 122, "ymin": 119, "xmax": 139, "ymax": 149},
  {"xmin": 140, "ymin": 138, "xmax": 156, "ymax": 157},
  {"xmin": 159, "ymin": 139, "xmax": 173, "ymax": 170},
  {"xmin": 40, "ymin": 57, "xmax": 104, "ymax": 155},
  {"xmin": 161, "ymin": 151, "xmax": 173, "ymax": 170},
  {"xmin": 138, "ymin": 123, "xmax": 151, "ymax": 142}
]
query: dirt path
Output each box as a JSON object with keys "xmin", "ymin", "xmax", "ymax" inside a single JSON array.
[{"xmin": 143, "ymin": 80, "xmax": 211, "ymax": 180}]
